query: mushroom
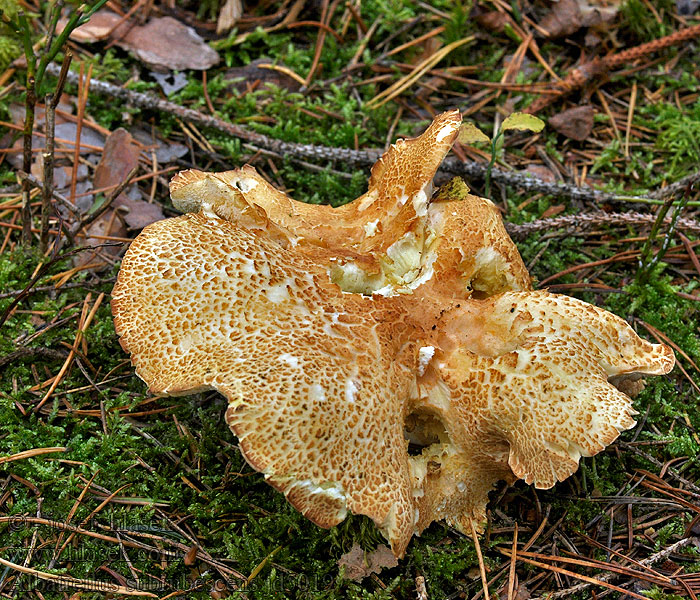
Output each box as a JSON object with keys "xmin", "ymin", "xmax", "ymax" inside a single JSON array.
[{"xmin": 112, "ymin": 110, "xmax": 675, "ymax": 557}]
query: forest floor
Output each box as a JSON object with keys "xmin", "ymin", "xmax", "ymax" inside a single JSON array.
[{"xmin": 1, "ymin": 0, "xmax": 700, "ymax": 598}]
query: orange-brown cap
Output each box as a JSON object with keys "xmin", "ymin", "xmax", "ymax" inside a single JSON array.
[{"xmin": 112, "ymin": 110, "xmax": 675, "ymax": 557}]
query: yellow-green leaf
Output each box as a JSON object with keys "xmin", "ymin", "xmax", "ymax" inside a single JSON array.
[
  {"xmin": 457, "ymin": 122, "xmax": 490, "ymax": 145},
  {"xmin": 501, "ymin": 112, "xmax": 545, "ymax": 133}
]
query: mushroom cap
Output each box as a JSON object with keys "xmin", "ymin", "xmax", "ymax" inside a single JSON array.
[
  {"xmin": 169, "ymin": 110, "xmax": 462, "ymax": 255},
  {"xmin": 112, "ymin": 110, "xmax": 675, "ymax": 557},
  {"xmin": 112, "ymin": 210, "xmax": 425, "ymax": 552}
]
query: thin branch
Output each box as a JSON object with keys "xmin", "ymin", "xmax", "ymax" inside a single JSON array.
[
  {"xmin": 0, "ymin": 555, "xmax": 157, "ymax": 597},
  {"xmin": 505, "ymin": 211, "xmax": 700, "ymax": 241},
  {"xmin": 528, "ymin": 537, "xmax": 699, "ymax": 600},
  {"xmin": 40, "ymin": 91, "xmax": 54, "ymax": 252},
  {"xmin": 41, "ymin": 50, "xmax": 73, "ymax": 252},
  {"xmin": 34, "ymin": 0, "xmax": 110, "ymax": 94},
  {"xmin": 45, "ymin": 65, "xmax": 700, "ymax": 207},
  {"xmin": 17, "ymin": 170, "xmax": 77, "ymax": 245}
]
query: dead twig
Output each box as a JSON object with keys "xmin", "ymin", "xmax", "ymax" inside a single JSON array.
[
  {"xmin": 0, "ymin": 555, "xmax": 157, "ymax": 597},
  {"xmin": 0, "ymin": 244, "xmax": 101, "ymax": 331},
  {"xmin": 525, "ymin": 23, "xmax": 700, "ymax": 113},
  {"xmin": 34, "ymin": 292, "xmax": 104, "ymax": 412},
  {"xmin": 0, "ymin": 446, "xmax": 66, "ymax": 465},
  {"xmin": 471, "ymin": 520, "xmax": 490, "ymax": 600},
  {"xmin": 46, "ymin": 65, "xmax": 700, "ymax": 207},
  {"xmin": 505, "ymin": 211, "xmax": 700, "ymax": 241},
  {"xmin": 17, "ymin": 169, "xmax": 77, "ymax": 246},
  {"xmin": 526, "ymin": 537, "xmax": 700, "ymax": 600},
  {"xmin": 616, "ymin": 441, "xmax": 700, "ymax": 495},
  {"xmin": 0, "ymin": 347, "xmax": 68, "ymax": 369},
  {"xmin": 41, "ymin": 50, "xmax": 73, "ymax": 253}
]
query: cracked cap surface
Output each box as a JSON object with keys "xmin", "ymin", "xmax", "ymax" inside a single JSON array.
[{"xmin": 112, "ymin": 110, "xmax": 675, "ymax": 557}]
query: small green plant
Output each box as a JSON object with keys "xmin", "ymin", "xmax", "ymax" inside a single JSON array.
[
  {"xmin": 2, "ymin": 0, "xmax": 109, "ymax": 245},
  {"xmin": 635, "ymin": 189, "xmax": 690, "ymax": 286},
  {"xmin": 457, "ymin": 112, "xmax": 545, "ymax": 198}
]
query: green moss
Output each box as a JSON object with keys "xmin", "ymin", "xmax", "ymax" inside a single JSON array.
[
  {"xmin": 619, "ymin": 0, "xmax": 674, "ymax": 40},
  {"xmin": 647, "ymin": 101, "xmax": 700, "ymax": 181},
  {"xmin": 0, "ymin": 33, "xmax": 21, "ymax": 71},
  {"xmin": 2, "ymin": 1, "xmax": 699, "ymax": 597}
]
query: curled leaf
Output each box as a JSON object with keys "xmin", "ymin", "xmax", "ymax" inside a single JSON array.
[
  {"xmin": 458, "ymin": 122, "xmax": 490, "ymax": 145},
  {"xmin": 501, "ymin": 112, "xmax": 545, "ymax": 133}
]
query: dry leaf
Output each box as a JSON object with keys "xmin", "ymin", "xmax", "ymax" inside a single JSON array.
[
  {"xmin": 77, "ymin": 128, "xmax": 141, "ymax": 267},
  {"xmin": 416, "ymin": 75, "xmax": 447, "ymax": 100},
  {"xmin": 338, "ymin": 544, "xmax": 398, "ymax": 581},
  {"xmin": 119, "ymin": 196, "xmax": 165, "ymax": 230},
  {"xmin": 410, "ymin": 37, "xmax": 442, "ymax": 65},
  {"xmin": 217, "ymin": 0, "xmax": 243, "ymax": 34},
  {"xmin": 151, "ymin": 71, "xmax": 189, "ymax": 95},
  {"xmin": 91, "ymin": 129, "xmax": 165, "ymax": 230},
  {"xmin": 9, "ymin": 94, "xmax": 73, "ymax": 127},
  {"xmin": 60, "ymin": 10, "xmax": 127, "ymax": 43},
  {"xmin": 132, "ymin": 128, "xmax": 189, "ymax": 163},
  {"xmin": 55, "ymin": 122, "xmax": 106, "ymax": 153},
  {"xmin": 501, "ymin": 112, "xmax": 545, "ymax": 133},
  {"xmin": 458, "ymin": 122, "xmax": 490, "ymax": 145},
  {"xmin": 93, "ymin": 129, "xmax": 140, "ymax": 197},
  {"xmin": 578, "ymin": 0, "xmax": 622, "ymax": 26},
  {"xmin": 524, "ymin": 164, "xmax": 557, "ymax": 183},
  {"xmin": 499, "ymin": 582, "xmax": 531, "ymax": 600},
  {"xmin": 658, "ymin": 560, "xmax": 683, "ymax": 575},
  {"xmin": 538, "ymin": 0, "xmax": 583, "ymax": 38},
  {"xmin": 63, "ymin": 11, "xmax": 219, "ymax": 71},
  {"xmin": 121, "ymin": 16, "xmax": 220, "ymax": 72},
  {"xmin": 549, "ymin": 105, "xmax": 595, "ymax": 141},
  {"xmin": 541, "ymin": 204, "xmax": 566, "ymax": 218},
  {"xmin": 474, "ymin": 9, "xmax": 508, "ymax": 32}
]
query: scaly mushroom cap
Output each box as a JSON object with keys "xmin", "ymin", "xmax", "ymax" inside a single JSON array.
[{"xmin": 112, "ymin": 110, "xmax": 674, "ymax": 557}]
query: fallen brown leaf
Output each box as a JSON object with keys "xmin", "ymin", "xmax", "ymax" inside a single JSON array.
[
  {"xmin": 538, "ymin": 0, "xmax": 583, "ymax": 38},
  {"xmin": 549, "ymin": 105, "xmax": 595, "ymax": 141},
  {"xmin": 338, "ymin": 544, "xmax": 398, "ymax": 581},
  {"xmin": 93, "ymin": 128, "xmax": 140, "ymax": 196},
  {"xmin": 410, "ymin": 37, "xmax": 442, "ymax": 65},
  {"xmin": 65, "ymin": 12, "xmax": 219, "ymax": 72},
  {"xmin": 473, "ymin": 8, "xmax": 508, "ymax": 32},
  {"xmin": 499, "ymin": 582, "xmax": 531, "ymax": 600},
  {"xmin": 120, "ymin": 16, "xmax": 220, "ymax": 72},
  {"xmin": 119, "ymin": 196, "xmax": 165, "ymax": 230},
  {"xmin": 92, "ymin": 128, "xmax": 164, "ymax": 230},
  {"xmin": 541, "ymin": 204, "xmax": 566, "ymax": 218},
  {"xmin": 77, "ymin": 128, "xmax": 138, "ymax": 267},
  {"xmin": 524, "ymin": 164, "xmax": 557, "ymax": 183},
  {"xmin": 62, "ymin": 10, "xmax": 128, "ymax": 43}
]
